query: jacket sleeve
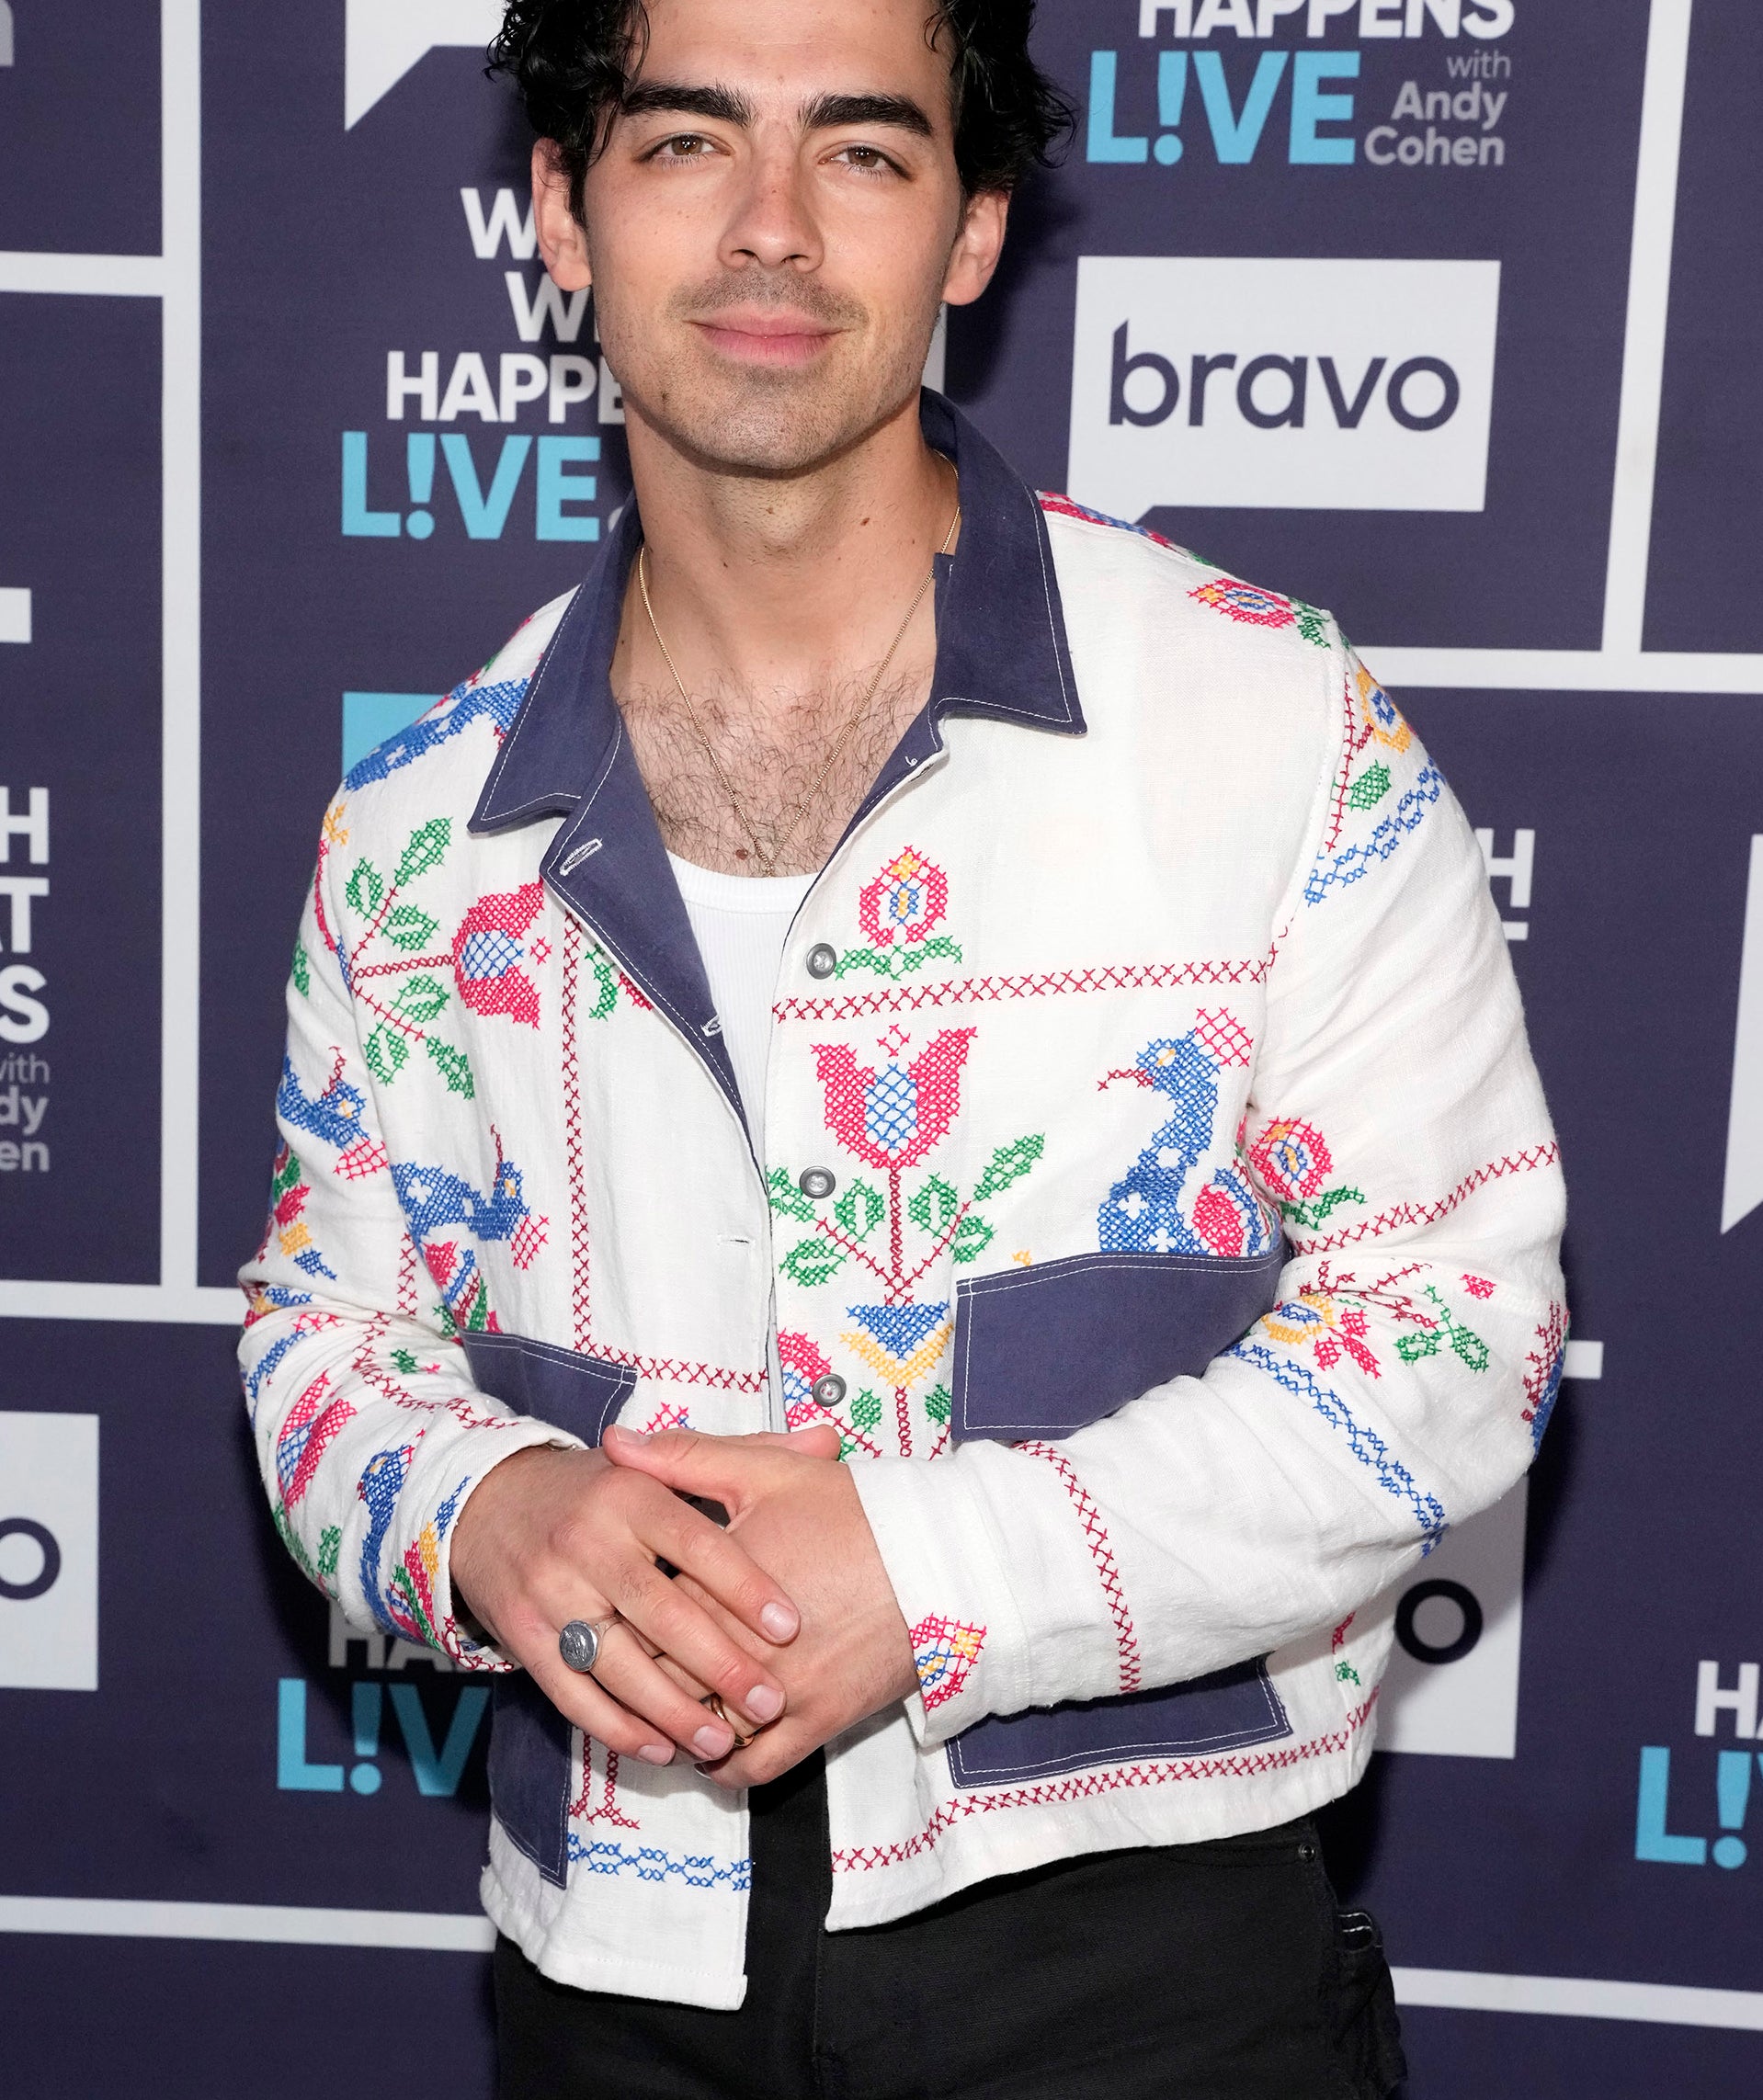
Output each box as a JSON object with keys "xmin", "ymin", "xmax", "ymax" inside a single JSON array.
[
  {"xmin": 848, "ymin": 627, "xmax": 1567, "ymax": 1742},
  {"xmin": 238, "ymin": 801, "xmax": 579, "ymax": 1665}
]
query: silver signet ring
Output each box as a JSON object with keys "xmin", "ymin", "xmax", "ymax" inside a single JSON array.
[{"xmin": 558, "ymin": 1617, "xmax": 612, "ymax": 1674}]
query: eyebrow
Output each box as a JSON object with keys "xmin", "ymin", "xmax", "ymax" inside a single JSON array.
[
  {"xmin": 618, "ymin": 81, "xmax": 934, "ymax": 142},
  {"xmin": 620, "ymin": 82, "xmax": 756, "ymax": 127},
  {"xmin": 799, "ymin": 92, "xmax": 935, "ymax": 140}
]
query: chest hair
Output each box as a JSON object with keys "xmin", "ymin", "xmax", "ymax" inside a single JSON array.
[{"xmin": 618, "ymin": 667, "xmax": 932, "ymax": 877}]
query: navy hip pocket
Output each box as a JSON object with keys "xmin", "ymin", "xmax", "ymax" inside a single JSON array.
[
  {"xmin": 460, "ymin": 1332, "xmax": 636, "ymax": 1888},
  {"xmin": 950, "ymin": 1243, "xmax": 1285, "ymax": 1442},
  {"xmin": 945, "ymin": 1245, "xmax": 1292, "ymax": 1786}
]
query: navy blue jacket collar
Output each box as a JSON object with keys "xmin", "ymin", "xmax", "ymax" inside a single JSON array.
[{"xmin": 468, "ymin": 392, "xmax": 1081, "ymax": 1129}]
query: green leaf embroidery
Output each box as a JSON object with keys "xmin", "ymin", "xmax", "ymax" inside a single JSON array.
[
  {"xmin": 385, "ymin": 904, "xmax": 440, "ymax": 951},
  {"xmin": 850, "ymin": 1389, "xmax": 883, "ymax": 1429},
  {"xmin": 392, "ymin": 1348, "xmax": 420, "ymax": 1375},
  {"xmin": 345, "ymin": 858, "xmax": 385, "ymax": 915},
  {"xmin": 1450, "ymin": 1324, "xmax": 1491, "ymax": 1373},
  {"xmin": 1293, "ymin": 598, "xmax": 1330, "ymax": 647},
  {"xmin": 768, "ymin": 1167, "xmax": 817, "ymax": 1223},
  {"xmin": 584, "ymin": 946, "xmax": 620, "ymax": 1020},
  {"xmin": 906, "ymin": 1175, "xmax": 960, "ymax": 1235},
  {"xmin": 392, "ymin": 973, "xmax": 449, "ymax": 1024},
  {"xmin": 832, "ymin": 936, "xmax": 963, "ymax": 982},
  {"xmin": 316, "ymin": 1526, "xmax": 341, "ymax": 1581},
  {"xmin": 781, "ymin": 1238, "xmax": 846, "ymax": 1288},
  {"xmin": 834, "ymin": 1179, "xmax": 885, "ymax": 1240},
  {"xmin": 950, "ymin": 1213, "xmax": 995, "ymax": 1265},
  {"xmin": 1345, "ymin": 763, "xmax": 1391, "ymax": 811},
  {"xmin": 395, "ymin": 818, "xmax": 451, "ymax": 886},
  {"xmin": 1280, "ymin": 1184, "xmax": 1364, "ymax": 1229},
  {"xmin": 1394, "ymin": 1293, "xmax": 1487, "ymax": 1373},
  {"xmin": 290, "ymin": 939, "xmax": 311, "ymax": 998},
  {"xmin": 424, "ymin": 1039, "xmax": 475, "ymax": 1097},
  {"xmin": 364, "ymin": 1025, "xmax": 410, "ymax": 1084},
  {"xmin": 972, "ymin": 1134, "xmax": 1045, "ymax": 1203},
  {"xmin": 923, "ymin": 1384, "xmax": 952, "ymax": 1425}
]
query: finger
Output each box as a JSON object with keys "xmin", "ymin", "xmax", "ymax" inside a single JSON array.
[
  {"xmin": 779, "ymin": 1423, "xmax": 843, "ymax": 1460},
  {"xmin": 588, "ymin": 1624, "xmax": 758, "ymax": 1757},
  {"xmin": 651, "ymin": 1650, "xmax": 713, "ymax": 1702},
  {"xmin": 698, "ymin": 1717, "xmax": 820, "ymax": 1791},
  {"xmin": 623, "ymin": 1479, "xmax": 802, "ymax": 1645},
  {"xmin": 517, "ymin": 1642, "xmax": 681, "ymax": 1768},
  {"xmin": 602, "ymin": 1425, "xmax": 784, "ymax": 1503},
  {"xmin": 606, "ymin": 1557, "xmax": 790, "ymax": 1730}
]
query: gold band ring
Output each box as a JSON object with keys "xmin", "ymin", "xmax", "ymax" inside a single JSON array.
[{"xmin": 700, "ymin": 1692, "xmax": 759, "ymax": 1753}]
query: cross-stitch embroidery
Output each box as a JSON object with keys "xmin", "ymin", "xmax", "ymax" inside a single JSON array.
[
  {"xmin": 1189, "ymin": 576, "xmax": 1330, "ymax": 646},
  {"xmin": 1304, "ymin": 658, "xmax": 1442, "ymax": 907},
  {"xmin": 828, "ymin": 847, "xmax": 963, "ymax": 982},
  {"xmin": 341, "ymin": 675, "xmax": 525, "ymax": 793},
  {"xmin": 1247, "ymin": 1117, "xmax": 1364, "ymax": 1233},
  {"xmin": 909, "ymin": 1614, "xmax": 987, "ymax": 1710},
  {"xmin": 392, "ymin": 1145, "xmax": 540, "ymax": 1334},
  {"xmin": 1522, "ymin": 1302, "xmax": 1568, "ymax": 1449},
  {"xmin": 1098, "ymin": 1021, "xmax": 1276, "ymax": 1258},
  {"xmin": 771, "ymin": 1018, "xmax": 1044, "ymax": 1455}
]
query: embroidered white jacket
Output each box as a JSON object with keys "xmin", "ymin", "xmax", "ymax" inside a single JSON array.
[{"xmin": 241, "ymin": 393, "xmax": 1565, "ymax": 2011}]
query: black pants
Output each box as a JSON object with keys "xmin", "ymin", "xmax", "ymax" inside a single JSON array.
[{"xmin": 495, "ymin": 1754, "xmax": 1405, "ymax": 2100}]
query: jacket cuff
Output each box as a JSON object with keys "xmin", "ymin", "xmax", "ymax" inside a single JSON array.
[
  {"xmin": 391, "ymin": 1416, "xmax": 585, "ymax": 1672},
  {"xmin": 849, "ymin": 1453, "xmax": 1034, "ymax": 1743}
]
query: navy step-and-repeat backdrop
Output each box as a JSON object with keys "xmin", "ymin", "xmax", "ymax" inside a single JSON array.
[{"xmin": 3, "ymin": 1, "xmax": 1761, "ymax": 2091}]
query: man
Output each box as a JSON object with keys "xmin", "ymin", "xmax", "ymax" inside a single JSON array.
[{"xmin": 242, "ymin": 0, "xmax": 1564, "ymax": 2091}]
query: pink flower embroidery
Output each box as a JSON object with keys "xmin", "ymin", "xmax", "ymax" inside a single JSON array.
[
  {"xmin": 859, "ymin": 846, "xmax": 948, "ymax": 949},
  {"xmin": 813, "ymin": 1028, "xmax": 974, "ymax": 1173},
  {"xmin": 452, "ymin": 882, "xmax": 545, "ymax": 1027},
  {"xmin": 1250, "ymin": 1118, "xmax": 1333, "ymax": 1201}
]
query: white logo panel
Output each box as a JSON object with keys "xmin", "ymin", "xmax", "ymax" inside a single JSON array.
[
  {"xmin": 1375, "ymin": 1479, "xmax": 1526, "ymax": 1759},
  {"xmin": 1068, "ymin": 255, "xmax": 1500, "ymax": 516},
  {"xmin": 0, "ymin": 1411, "xmax": 97, "ymax": 1690},
  {"xmin": 345, "ymin": 0, "xmax": 505, "ymax": 129}
]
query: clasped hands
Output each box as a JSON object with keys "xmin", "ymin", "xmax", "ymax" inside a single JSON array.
[{"xmin": 449, "ymin": 1421, "xmax": 919, "ymax": 1787}]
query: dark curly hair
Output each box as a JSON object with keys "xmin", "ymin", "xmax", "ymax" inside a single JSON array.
[{"xmin": 486, "ymin": 0, "xmax": 1074, "ymax": 210}]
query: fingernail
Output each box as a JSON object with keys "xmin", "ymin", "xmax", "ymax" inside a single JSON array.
[
  {"xmin": 745, "ymin": 1684, "xmax": 783, "ymax": 1723},
  {"xmin": 760, "ymin": 1602, "xmax": 798, "ymax": 1641},
  {"xmin": 637, "ymin": 1742, "xmax": 674, "ymax": 1765},
  {"xmin": 693, "ymin": 1724, "xmax": 733, "ymax": 1758},
  {"xmin": 607, "ymin": 1424, "xmax": 650, "ymax": 1444}
]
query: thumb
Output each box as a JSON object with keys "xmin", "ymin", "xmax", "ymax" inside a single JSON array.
[{"xmin": 601, "ymin": 1423, "xmax": 774, "ymax": 1499}]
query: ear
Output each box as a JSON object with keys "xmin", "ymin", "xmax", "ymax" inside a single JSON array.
[
  {"xmin": 941, "ymin": 188, "xmax": 1009, "ymax": 309},
  {"xmin": 532, "ymin": 138, "xmax": 593, "ymax": 290}
]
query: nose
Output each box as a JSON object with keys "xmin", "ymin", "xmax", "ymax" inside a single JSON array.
[{"xmin": 719, "ymin": 125, "xmax": 823, "ymax": 276}]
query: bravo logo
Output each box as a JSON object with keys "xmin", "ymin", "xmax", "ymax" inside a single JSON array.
[
  {"xmin": 1067, "ymin": 255, "xmax": 1499, "ymax": 516},
  {"xmin": 1375, "ymin": 1479, "xmax": 1526, "ymax": 1759}
]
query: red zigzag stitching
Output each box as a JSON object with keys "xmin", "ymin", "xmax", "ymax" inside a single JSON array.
[
  {"xmin": 833, "ymin": 1697, "xmax": 1379, "ymax": 1873},
  {"xmin": 560, "ymin": 920, "xmax": 766, "ymax": 1394},
  {"xmin": 1294, "ymin": 1144, "xmax": 1561, "ymax": 1255},
  {"xmin": 775, "ymin": 959, "xmax": 1268, "ymax": 1025},
  {"xmin": 1017, "ymin": 1440, "xmax": 1142, "ymax": 1695}
]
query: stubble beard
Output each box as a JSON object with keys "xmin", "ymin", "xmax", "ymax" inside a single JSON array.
[{"xmin": 600, "ymin": 271, "xmax": 940, "ymax": 481}]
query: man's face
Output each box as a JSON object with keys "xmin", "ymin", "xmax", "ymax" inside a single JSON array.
[{"xmin": 544, "ymin": 0, "xmax": 1006, "ymax": 477}]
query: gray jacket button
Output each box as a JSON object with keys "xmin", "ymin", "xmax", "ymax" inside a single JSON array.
[
  {"xmin": 811, "ymin": 1374, "xmax": 847, "ymax": 1407},
  {"xmin": 806, "ymin": 943, "xmax": 837, "ymax": 979},
  {"xmin": 798, "ymin": 1167, "xmax": 836, "ymax": 1199}
]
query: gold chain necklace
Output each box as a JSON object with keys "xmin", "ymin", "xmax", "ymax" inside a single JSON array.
[{"xmin": 636, "ymin": 504, "xmax": 961, "ymax": 876}]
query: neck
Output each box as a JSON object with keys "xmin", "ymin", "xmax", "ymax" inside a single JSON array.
[{"xmin": 621, "ymin": 392, "xmax": 957, "ymax": 705}]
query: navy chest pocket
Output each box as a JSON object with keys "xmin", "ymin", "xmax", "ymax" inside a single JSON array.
[
  {"xmin": 944, "ymin": 1245, "xmax": 1294, "ymax": 1788},
  {"xmin": 460, "ymin": 1334, "xmax": 636, "ymax": 1889}
]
